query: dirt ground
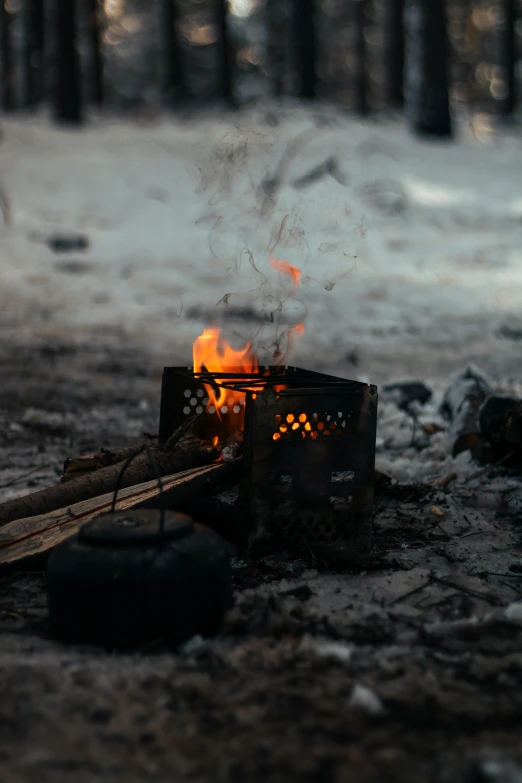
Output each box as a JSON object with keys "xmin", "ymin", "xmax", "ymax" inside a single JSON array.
[{"xmin": 1, "ymin": 332, "xmax": 522, "ymax": 783}]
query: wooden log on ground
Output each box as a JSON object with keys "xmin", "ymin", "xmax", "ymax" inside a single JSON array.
[
  {"xmin": 0, "ymin": 461, "xmax": 241, "ymax": 567},
  {"xmin": 62, "ymin": 441, "xmax": 156, "ymax": 482},
  {"xmin": 0, "ymin": 419, "xmax": 216, "ymax": 528},
  {"xmin": 439, "ymin": 366, "xmax": 493, "ymax": 457}
]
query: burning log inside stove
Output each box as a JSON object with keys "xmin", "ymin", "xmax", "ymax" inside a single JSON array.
[{"xmin": 159, "ymin": 365, "xmax": 377, "ymax": 558}]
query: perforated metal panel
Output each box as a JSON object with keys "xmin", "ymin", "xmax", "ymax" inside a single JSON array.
[{"xmin": 159, "ymin": 367, "xmax": 377, "ymax": 557}]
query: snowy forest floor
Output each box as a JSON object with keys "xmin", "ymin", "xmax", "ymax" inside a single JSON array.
[{"xmin": 1, "ymin": 106, "xmax": 522, "ymax": 782}]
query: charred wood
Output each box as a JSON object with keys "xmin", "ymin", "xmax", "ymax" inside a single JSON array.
[
  {"xmin": 477, "ymin": 395, "xmax": 522, "ymax": 465},
  {"xmin": 221, "ymin": 431, "xmax": 244, "ymax": 462},
  {"xmin": 383, "ymin": 380, "xmax": 432, "ymax": 410},
  {"xmin": 440, "ymin": 366, "xmax": 493, "ymax": 457}
]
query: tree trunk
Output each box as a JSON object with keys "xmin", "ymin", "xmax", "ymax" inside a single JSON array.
[
  {"xmin": 158, "ymin": 0, "xmax": 185, "ymax": 106},
  {"xmin": 86, "ymin": 0, "xmax": 104, "ymax": 106},
  {"xmin": 1, "ymin": 0, "xmax": 15, "ymax": 111},
  {"xmin": 22, "ymin": 0, "xmax": 45, "ymax": 108},
  {"xmin": 293, "ymin": 0, "xmax": 316, "ymax": 99},
  {"xmin": 54, "ymin": 0, "xmax": 82, "ymax": 124},
  {"xmin": 500, "ymin": 0, "xmax": 516, "ymax": 116},
  {"xmin": 404, "ymin": 0, "xmax": 452, "ymax": 137},
  {"xmin": 384, "ymin": 0, "xmax": 404, "ymax": 108},
  {"xmin": 354, "ymin": 0, "xmax": 369, "ymax": 114},
  {"xmin": 266, "ymin": 0, "xmax": 286, "ymax": 98},
  {"xmin": 216, "ymin": 0, "xmax": 234, "ymax": 104}
]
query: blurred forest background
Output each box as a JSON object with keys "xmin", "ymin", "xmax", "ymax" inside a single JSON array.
[{"xmin": 0, "ymin": 0, "xmax": 520, "ymax": 132}]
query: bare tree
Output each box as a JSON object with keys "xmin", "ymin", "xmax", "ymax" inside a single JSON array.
[
  {"xmin": 1, "ymin": 0, "xmax": 15, "ymax": 110},
  {"xmin": 85, "ymin": 0, "xmax": 104, "ymax": 106},
  {"xmin": 500, "ymin": 0, "xmax": 517, "ymax": 116},
  {"xmin": 384, "ymin": 0, "xmax": 404, "ymax": 108},
  {"xmin": 404, "ymin": 0, "xmax": 452, "ymax": 137},
  {"xmin": 354, "ymin": 0, "xmax": 369, "ymax": 114},
  {"xmin": 54, "ymin": 0, "xmax": 82, "ymax": 123},
  {"xmin": 158, "ymin": 0, "xmax": 185, "ymax": 106},
  {"xmin": 22, "ymin": 0, "xmax": 45, "ymax": 108},
  {"xmin": 293, "ymin": 0, "xmax": 316, "ymax": 98},
  {"xmin": 216, "ymin": 0, "xmax": 234, "ymax": 104},
  {"xmin": 266, "ymin": 0, "xmax": 287, "ymax": 98}
]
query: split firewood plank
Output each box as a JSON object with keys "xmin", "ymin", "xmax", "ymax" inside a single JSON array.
[
  {"xmin": 0, "ymin": 417, "xmax": 214, "ymax": 528},
  {"xmin": 0, "ymin": 461, "xmax": 240, "ymax": 567}
]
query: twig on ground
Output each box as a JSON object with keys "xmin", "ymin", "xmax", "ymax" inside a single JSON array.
[
  {"xmin": 464, "ymin": 451, "xmax": 515, "ymax": 483},
  {"xmin": 0, "ymin": 466, "xmax": 46, "ymax": 490},
  {"xmin": 388, "ymin": 576, "xmax": 433, "ymax": 606},
  {"xmin": 431, "ymin": 574, "xmax": 502, "ymax": 606}
]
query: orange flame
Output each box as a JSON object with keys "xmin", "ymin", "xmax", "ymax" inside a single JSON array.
[
  {"xmin": 193, "ymin": 255, "xmax": 305, "ymax": 432},
  {"xmin": 193, "ymin": 327, "xmax": 258, "ymax": 427}
]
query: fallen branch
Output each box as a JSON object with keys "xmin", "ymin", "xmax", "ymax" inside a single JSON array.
[
  {"xmin": 0, "ymin": 416, "xmax": 215, "ymax": 528},
  {"xmin": 0, "ymin": 460, "xmax": 240, "ymax": 567}
]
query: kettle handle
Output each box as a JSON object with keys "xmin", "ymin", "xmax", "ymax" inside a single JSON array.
[{"xmin": 111, "ymin": 444, "xmax": 166, "ymax": 539}]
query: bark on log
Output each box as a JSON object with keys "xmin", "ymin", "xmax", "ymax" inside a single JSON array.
[
  {"xmin": 0, "ymin": 461, "xmax": 240, "ymax": 567},
  {"xmin": 0, "ymin": 430, "xmax": 217, "ymax": 528},
  {"xmin": 62, "ymin": 441, "xmax": 156, "ymax": 482},
  {"xmin": 439, "ymin": 366, "xmax": 493, "ymax": 457}
]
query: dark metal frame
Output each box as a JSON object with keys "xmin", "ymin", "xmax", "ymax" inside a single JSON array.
[{"xmin": 159, "ymin": 366, "xmax": 377, "ymax": 557}]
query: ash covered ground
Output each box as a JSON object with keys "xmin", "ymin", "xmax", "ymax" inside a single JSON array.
[{"xmin": 1, "ymin": 107, "xmax": 522, "ymax": 782}]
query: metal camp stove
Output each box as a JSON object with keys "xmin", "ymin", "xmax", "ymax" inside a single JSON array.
[{"xmin": 159, "ymin": 367, "xmax": 377, "ymax": 557}]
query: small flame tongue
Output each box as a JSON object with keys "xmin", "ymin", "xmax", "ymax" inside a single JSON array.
[
  {"xmin": 192, "ymin": 255, "xmax": 305, "ymax": 431},
  {"xmin": 193, "ymin": 326, "xmax": 258, "ymax": 426},
  {"xmin": 269, "ymin": 254, "xmax": 302, "ymax": 294}
]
